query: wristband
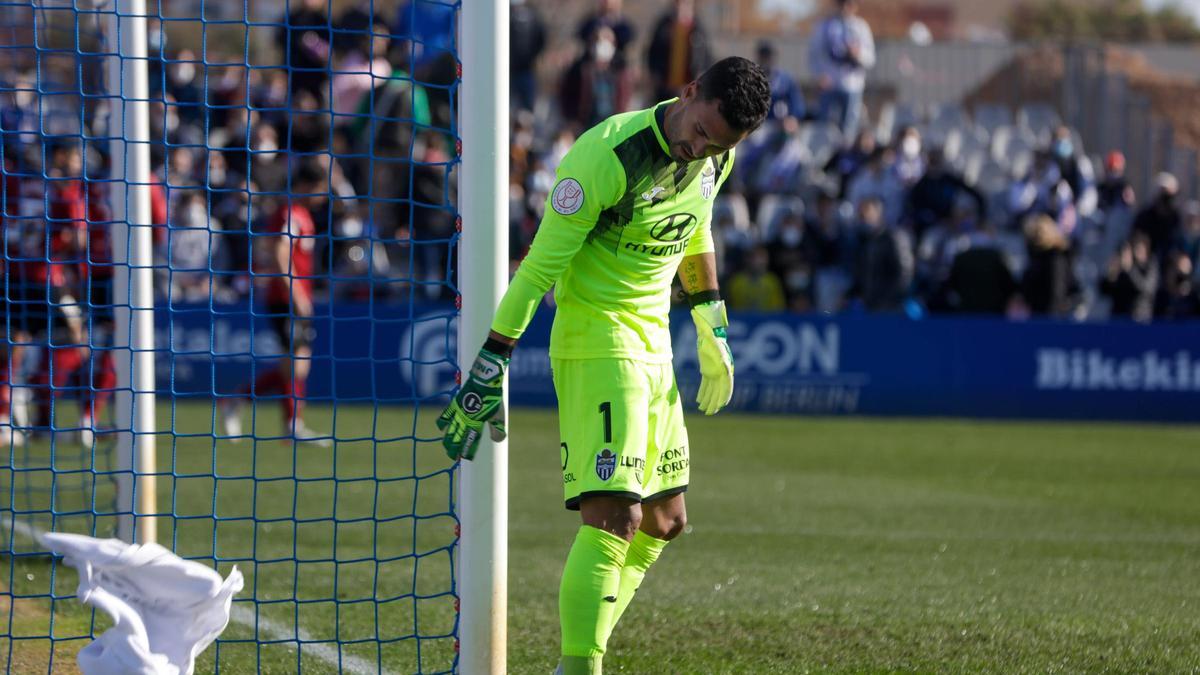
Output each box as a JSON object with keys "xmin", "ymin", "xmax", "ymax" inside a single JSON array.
[
  {"xmin": 482, "ymin": 336, "xmax": 515, "ymax": 359},
  {"xmin": 686, "ymin": 290, "xmax": 722, "ymax": 308}
]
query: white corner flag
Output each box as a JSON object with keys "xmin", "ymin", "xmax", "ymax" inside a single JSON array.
[{"xmin": 42, "ymin": 532, "xmax": 244, "ymax": 675}]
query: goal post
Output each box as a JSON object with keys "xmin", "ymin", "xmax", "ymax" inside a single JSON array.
[
  {"xmin": 104, "ymin": 0, "xmax": 157, "ymax": 546},
  {"xmin": 458, "ymin": 0, "xmax": 510, "ymax": 672}
]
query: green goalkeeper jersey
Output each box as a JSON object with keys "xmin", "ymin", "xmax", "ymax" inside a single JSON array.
[{"xmin": 492, "ymin": 101, "xmax": 735, "ymax": 363}]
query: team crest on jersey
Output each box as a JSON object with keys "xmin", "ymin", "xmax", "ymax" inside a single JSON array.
[
  {"xmin": 595, "ymin": 449, "xmax": 616, "ymax": 481},
  {"xmin": 700, "ymin": 163, "xmax": 716, "ymax": 200}
]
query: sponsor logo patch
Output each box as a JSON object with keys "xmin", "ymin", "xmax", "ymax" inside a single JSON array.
[
  {"xmin": 471, "ymin": 359, "xmax": 500, "ymax": 381},
  {"xmin": 649, "ymin": 213, "xmax": 698, "ymax": 243},
  {"xmin": 595, "ymin": 449, "xmax": 616, "ymax": 481},
  {"xmin": 462, "ymin": 392, "xmax": 484, "ymax": 415},
  {"xmin": 551, "ymin": 178, "xmax": 585, "ymax": 215},
  {"xmin": 641, "ymin": 186, "xmax": 666, "ymax": 202}
]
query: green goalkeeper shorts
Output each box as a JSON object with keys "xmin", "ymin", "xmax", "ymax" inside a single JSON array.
[{"xmin": 552, "ymin": 358, "xmax": 690, "ymax": 511}]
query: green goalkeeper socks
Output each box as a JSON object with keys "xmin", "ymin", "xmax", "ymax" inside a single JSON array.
[
  {"xmin": 559, "ymin": 525, "xmax": 630, "ymax": 672},
  {"xmin": 609, "ymin": 529, "xmax": 668, "ymax": 633}
]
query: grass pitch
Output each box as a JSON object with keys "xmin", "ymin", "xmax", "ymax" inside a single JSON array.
[{"xmin": 4, "ymin": 404, "xmax": 1200, "ymax": 673}]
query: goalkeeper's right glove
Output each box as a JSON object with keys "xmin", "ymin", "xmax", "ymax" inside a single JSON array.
[
  {"xmin": 691, "ymin": 300, "xmax": 734, "ymax": 415},
  {"xmin": 437, "ymin": 347, "xmax": 508, "ymax": 461}
]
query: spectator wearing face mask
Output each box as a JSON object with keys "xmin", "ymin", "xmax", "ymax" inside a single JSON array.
[
  {"xmin": 560, "ymin": 25, "xmax": 633, "ymax": 130},
  {"xmin": 892, "ymin": 126, "xmax": 925, "ymax": 186},
  {"xmin": 767, "ymin": 213, "xmax": 820, "ymax": 312},
  {"xmin": 1047, "ymin": 125, "xmax": 1096, "ymax": 217},
  {"xmin": 1133, "ymin": 173, "xmax": 1182, "ymax": 260},
  {"xmin": 577, "ymin": 0, "xmax": 636, "ymax": 59}
]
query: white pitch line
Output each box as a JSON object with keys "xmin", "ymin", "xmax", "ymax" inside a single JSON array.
[
  {"xmin": 0, "ymin": 514, "xmax": 45, "ymax": 546},
  {"xmin": 1, "ymin": 517, "xmax": 389, "ymax": 675},
  {"xmin": 229, "ymin": 604, "xmax": 388, "ymax": 675}
]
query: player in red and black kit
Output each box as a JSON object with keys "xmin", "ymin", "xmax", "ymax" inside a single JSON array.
[
  {"xmin": 222, "ymin": 160, "xmax": 330, "ymax": 445},
  {"xmin": 28, "ymin": 144, "xmax": 91, "ymax": 441},
  {"xmin": 2, "ymin": 145, "xmax": 87, "ymax": 445}
]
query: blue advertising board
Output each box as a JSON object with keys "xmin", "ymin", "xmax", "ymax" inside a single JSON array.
[{"xmin": 155, "ymin": 302, "xmax": 1200, "ymax": 423}]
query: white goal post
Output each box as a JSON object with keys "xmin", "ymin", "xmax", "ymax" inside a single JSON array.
[
  {"xmin": 458, "ymin": 0, "xmax": 510, "ymax": 672},
  {"xmin": 104, "ymin": 0, "xmax": 158, "ymax": 545}
]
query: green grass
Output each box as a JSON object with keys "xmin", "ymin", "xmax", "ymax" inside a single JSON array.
[{"xmin": 5, "ymin": 405, "xmax": 1200, "ymax": 673}]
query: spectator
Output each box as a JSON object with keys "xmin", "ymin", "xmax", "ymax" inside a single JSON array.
[
  {"xmin": 1047, "ymin": 125, "xmax": 1096, "ymax": 217},
  {"xmin": 646, "ymin": 0, "xmax": 711, "ymax": 102},
  {"xmin": 846, "ymin": 147, "xmax": 904, "ymax": 226},
  {"xmin": 169, "ymin": 192, "xmax": 217, "ymax": 301},
  {"xmin": 560, "ymin": 25, "xmax": 633, "ymax": 130},
  {"xmin": 767, "ymin": 213, "xmax": 820, "ymax": 311},
  {"xmin": 392, "ymin": 0, "xmax": 456, "ymax": 74},
  {"xmin": 576, "ymin": 0, "xmax": 636, "ymax": 58},
  {"xmin": 276, "ymin": 0, "xmax": 332, "ymax": 99},
  {"xmin": 942, "ymin": 224, "xmax": 1017, "ymax": 315},
  {"xmin": 510, "ymin": 0, "xmax": 547, "ymax": 113},
  {"xmin": 1173, "ymin": 200, "xmax": 1200, "ymax": 267},
  {"xmin": 1100, "ymin": 233, "xmax": 1158, "ymax": 323},
  {"xmin": 727, "ymin": 246, "xmax": 786, "ymax": 312},
  {"xmin": 1008, "ymin": 151, "xmax": 1076, "ymax": 235},
  {"xmin": 1132, "ymin": 172, "xmax": 1182, "ymax": 259},
  {"xmin": 892, "ymin": 126, "xmax": 925, "ymax": 186},
  {"xmin": 824, "ymin": 128, "xmax": 875, "ymax": 198},
  {"xmin": 808, "ymin": 0, "xmax": 874, "ymax": 136},
  {"xmin": 1021, "ymin": 213, "xmax": 1078, "ymax": 318},
  {"xmin": 1156, "ymin": 250, "xmax": 1200, "ymax": 320},
  {"xmin": 164, "ymin": 50, "xmax": 203, "ymax": 125},
  {"xmin": 854, "ymin": 197, "xmax": 913, "ymax": 312},
  {"xmin": 286, "ymin": 90, "xmax": 331, "ymax": 154},
  {"xmin": 756, "ymin": 41, "xmax": 805, "ymax": 124},
  {"xmin": 392, "ymin": 0, "xmax": 457, "ymax": 127},
  {"xmin": 331, "ymin": 14, "xmax": 394, "ymax": 120},
  {"xmin": 1097, "ymin": 150, "xmax": 1135, "ymax": 213},
  {"xmin": 906, "ymin": 148, "xmax": 984, "ymax": 237}
]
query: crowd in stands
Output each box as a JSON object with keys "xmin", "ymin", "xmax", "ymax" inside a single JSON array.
[
  {"xmin": 510, "ymin": 0, "xmax": 1200, "ymax": 322},
  {"xmin": 3, "ymin": 0, "xmax": 1198, "ymax": 323}
]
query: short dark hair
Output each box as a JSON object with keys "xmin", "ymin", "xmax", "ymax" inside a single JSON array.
[{"xmin": 696, "ymin": 56, "xmax": 771, "ymax": 133}]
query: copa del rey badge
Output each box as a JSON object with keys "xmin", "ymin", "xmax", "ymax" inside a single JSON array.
[{"xmin": 700, "ymin": 162, "xmax": 716, "ymax": 200}]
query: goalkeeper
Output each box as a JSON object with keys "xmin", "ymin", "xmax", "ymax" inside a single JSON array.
[{"xmin": 439, "ymin": 56, "xmax": 770, "ymax": 674}]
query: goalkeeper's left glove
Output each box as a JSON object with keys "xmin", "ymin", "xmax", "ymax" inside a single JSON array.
[
  {"xmin": 437, "ymin": 347, "xmax": 508, "ymax": 461},
  {"xmin": 691, "ymin": 300, "xmax": 734, "ymax": 415}
]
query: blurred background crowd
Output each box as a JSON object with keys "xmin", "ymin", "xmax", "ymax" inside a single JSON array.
[{"xmin": 2, "ymin": 0, "xmax": 1200, "ymax": 322}]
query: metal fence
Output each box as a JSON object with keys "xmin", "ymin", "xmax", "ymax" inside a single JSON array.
[
  {"xmin": 714, "ymin": 36, "xmax": 1200, "ymax": 199},
  {"xmin": 1062, "ymin": 44, "xmax": 1200, "ymax": 201}
]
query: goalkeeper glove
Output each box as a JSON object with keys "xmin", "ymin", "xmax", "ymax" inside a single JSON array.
[
  {"xmin": 691, "ymin": 300, "xmax": 734, "ymax": 415},
  {"xmin": 437, "ymin": 347, "xmax": 508, "ymax": 460}
]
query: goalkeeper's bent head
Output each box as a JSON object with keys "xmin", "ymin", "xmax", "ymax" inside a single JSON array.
[{"xmin": 663, "ymin": 56, "xmax": 771, "ymax": 164}]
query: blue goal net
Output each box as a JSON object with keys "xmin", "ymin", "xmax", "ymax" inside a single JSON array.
[{"xmin": 1, "ymin": 0, "xmax": 462, "ymax": 671}]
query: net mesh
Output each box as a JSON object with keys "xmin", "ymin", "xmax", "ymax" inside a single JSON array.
[{"xmin": 1, "ymin": 0, "xmax": 462, "ymax": 671}]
